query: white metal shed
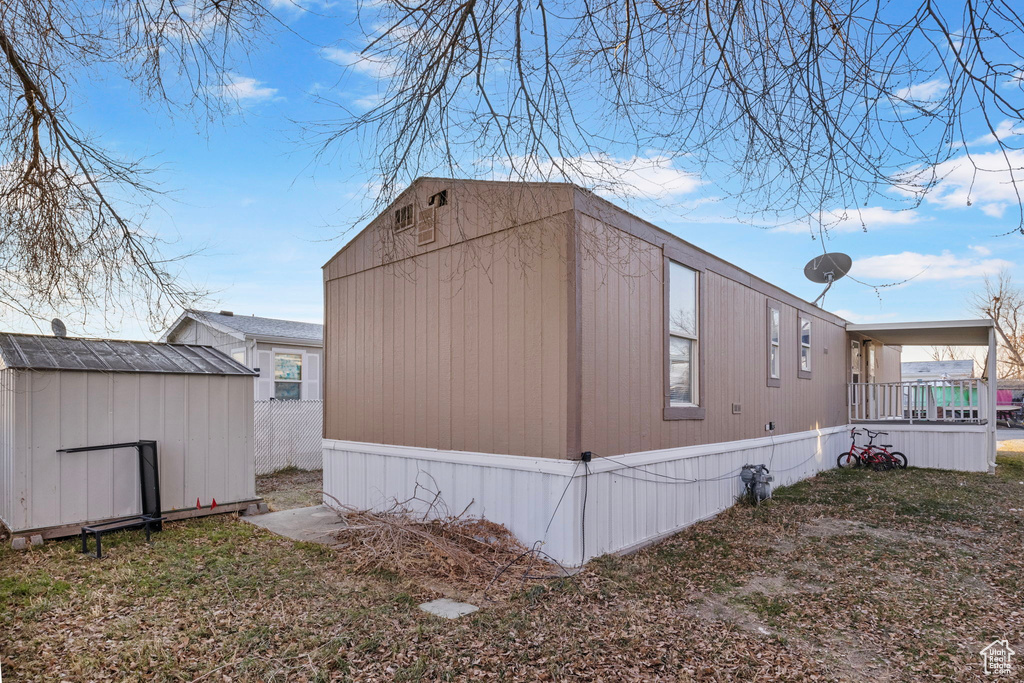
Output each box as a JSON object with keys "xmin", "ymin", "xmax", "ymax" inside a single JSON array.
[{"xmin": 0, "ymin": 332, "xmax": 259, "ymax": 539}]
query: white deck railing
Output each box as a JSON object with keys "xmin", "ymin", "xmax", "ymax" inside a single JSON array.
[{"xmin": 848, "ymin": 379, "xmax": 988, "ymax": 424}]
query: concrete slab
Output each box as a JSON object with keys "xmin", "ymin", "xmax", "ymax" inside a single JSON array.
[
  {"xmin": 419, "ymin": 598, "xmax": 479, "ymax": 619},
  {"xmin": 242, "ymin": 505, "xmax": 348, "ymax": 545}
]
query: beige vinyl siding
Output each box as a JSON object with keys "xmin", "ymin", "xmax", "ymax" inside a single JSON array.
[
  {"xmin": 0, "ymin": 369, "xmax": 254, "ymax": 533},
  {"xmin": 578, "ymin": 213, "xmax": 849, "ymax": 457},
  {"xmin": 322, "ymin": 179, "xmax": 866, "ymax": 462},
  {"xmin": 323, "ymin": 189, "xmax": 572, "ymax": 459},
  {"xmin": 877, "ymin": 344, "xmax": 903, "ymax": 383}
]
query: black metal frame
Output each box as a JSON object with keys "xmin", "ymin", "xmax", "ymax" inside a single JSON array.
[
  {"xmin": 57, "ymin": 440, "xmax": 164, "ymax": 557},
  {"xmin": 79, "ymin": 515, "xmax": 166, "ymax": 559}
]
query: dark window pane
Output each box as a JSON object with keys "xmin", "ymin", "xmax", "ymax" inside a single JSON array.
[{"xmin": 275, "ymin": 381, "xmax": 301, "ymax": 400}]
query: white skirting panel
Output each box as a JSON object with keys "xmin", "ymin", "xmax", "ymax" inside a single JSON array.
[
  {"xmin": 852, "ymin": 423, "xmax": 991, "ymax": 473},
  {"xmin": 324, "ymin": 426, "xmax": 851, "ymax": 566}
]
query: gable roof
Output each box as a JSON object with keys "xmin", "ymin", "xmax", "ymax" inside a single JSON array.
[
  {"xmin": 0, "ymin": 332, "xmax": 256, "ymax": 375},
  {"xmin": 163, "ymin": 310, "xmax": 323, "ymax": 345}
]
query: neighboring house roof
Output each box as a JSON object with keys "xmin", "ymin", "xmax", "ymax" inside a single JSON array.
[
  {"xmin": 162, "ymin": 310, "xmax": 323, "ymax": 345},
  {"xmin": 901, "ymin": 360, "xmax": 975, "ymax": 379},
  {"xmin": 0, "ymin": 332, "xmax": 256, "ymax": 375}
]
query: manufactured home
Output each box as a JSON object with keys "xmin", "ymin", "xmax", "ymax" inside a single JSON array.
[
  {"xmin": 321, "ymin": 178, "xmax": 997, "ymax": 565},
  {"xmin": 0, "ymin": 333, "xmax": 258, "ymax": 540},
  {"xmin": 162, "ymin": 310, "xmax": 323, "ymax": 401}
]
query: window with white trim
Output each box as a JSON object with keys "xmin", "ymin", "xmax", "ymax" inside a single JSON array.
[
  {"xmin": 274, "ymin": 352, "xmax": 303, "ymax": 400},
  {"xmin": 799, "ymin": 316, "xmax": 812, "ymax": 377},
  {"xmin": 668, "ymin": 261, "xmax": 699, "ymax": 406},
  {"xmin": 768, "ymin": 306, "xmax": 781, "ymax": 383}
]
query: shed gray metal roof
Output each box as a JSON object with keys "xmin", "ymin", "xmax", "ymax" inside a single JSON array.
[
  {"xmin": 0, "ymin": 333, "xmax": 257, "ymax": 375},
  {"xmin": 190, "ymin": 310, "xmax": 323, "ymax": 343}
]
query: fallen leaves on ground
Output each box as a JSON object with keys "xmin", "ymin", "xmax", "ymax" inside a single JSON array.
[{"xmin": 1, "ymin": 450, "xmax": 1022, "ymax": 681}]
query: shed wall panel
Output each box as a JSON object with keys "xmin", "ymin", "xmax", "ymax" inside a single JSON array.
[
  {"xmin": 5, "ymin": 371, "xmax": 253, "ymax": 533},
  {"xmin": 0, "ymin": 370, "xmax": 15, "ymax": 528}
]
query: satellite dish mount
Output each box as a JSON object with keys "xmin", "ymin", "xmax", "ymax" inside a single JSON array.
[{"xmin": 803, "ymin": 253, "xmax": 852, "ymax": 307}]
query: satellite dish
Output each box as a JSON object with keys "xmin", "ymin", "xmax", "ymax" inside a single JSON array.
[
  {"xmin": 50, "ymin": 318, "xmax": 67, "ymax": 338},
  {"xmin": 803, "ymin": 253, "xmax": 852, "ymax": 306}
]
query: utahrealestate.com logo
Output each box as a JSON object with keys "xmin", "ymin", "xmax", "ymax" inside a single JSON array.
[{"xmin": 981, "ymin": 639, "xmax": 1016, "ymax": 676}]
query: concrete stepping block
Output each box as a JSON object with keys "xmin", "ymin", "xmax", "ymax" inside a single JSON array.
[{"xmin": 419, "ymin": 598, "xmax": 479, "ymax": 619}]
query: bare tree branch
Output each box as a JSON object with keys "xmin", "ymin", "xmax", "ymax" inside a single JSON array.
[{"xmin": 0, "ymin": 1, "xmax": 276, "ymax": 333}]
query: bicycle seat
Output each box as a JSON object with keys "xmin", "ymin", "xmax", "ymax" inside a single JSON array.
[{"xmin": 880, "ymin": 444, "xmax": 893, "ymax": 448}]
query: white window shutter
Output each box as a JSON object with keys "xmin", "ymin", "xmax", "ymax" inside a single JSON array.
[
  {"xmin": 417, "ymin": 206, "xmax": 436, "ymax": 245},
  {"xmin": 256, "ymin": 349, "xmax": 273, "ymax": 400},
  {"xmin": 304, "ymin": 353, "xmax": 320, "ymax": 400}
]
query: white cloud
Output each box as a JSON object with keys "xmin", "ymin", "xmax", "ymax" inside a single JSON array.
[
  {"xmin": 962, "ymin": 119, "xmax": 1024, "ymax": 148},
  {"xmin": 503, "ymin": 153, "xmax": 703, "ymax": 200},
  {"xmin": 353, "ymin": 93, "xmax": 383, "ymax": 110},
  {"xmin": 320, "ymin": 47, "xmax": 397, "ymax": 79},
  {"xmin": 968, "ymin": 244, "xmax": 993, "ymax": 256},
  {"xmin": 852, "ymin": 250, "xmax": 1013, "ymax": 282},
  {"xmin": 218, "ymin": 74, "xmax": 277, "ymax": 102},
  {"xmin": 773, "ymin": 206, "xmax": 921, "ymax": 234},
  {"xmin": 981, "ymin": 202, "xmax": 1008, "ymax": 218},
  {"xmin": 896, "ymin": 149, "xmax": 1024, "ymax": 217},
  {"xmin": 1002, "ymin": 69, "xmax": 1024, "ymax": 89},
  {"xmin": 893, "ymin": 79, "xmax": 947, "ymax": 102}
]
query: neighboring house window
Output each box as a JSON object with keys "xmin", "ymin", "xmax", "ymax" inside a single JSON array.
[
  {"xmin": 274, "ymin": 353, "xmax": 303, "ymax": 399},
  {"xmin": 394, "ymin": 203, "xmax": 414, "ymax": 231},
  {"xmin": 798, "ymin": 316, "xmax": 812, "ymax": 378},
  {"xmin": 668, "ymin": 261, "xmax": 699, "ymax": 406},
  {"xmin": 231, "ymin": 348, "xmax": 246, "ymax": 366},
  {"xmin": 767, "ymin": 304, "xmax": 781, "ymax": 387}
]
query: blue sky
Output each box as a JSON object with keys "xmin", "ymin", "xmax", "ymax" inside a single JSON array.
[{"xmin": 15, "ymin": 2, "xmax": 1024, "ymax": 363}]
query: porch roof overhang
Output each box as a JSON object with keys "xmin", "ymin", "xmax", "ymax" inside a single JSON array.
[{"xmin": 846, "ymin": 318, "xmax": 994, "ymax": 346}]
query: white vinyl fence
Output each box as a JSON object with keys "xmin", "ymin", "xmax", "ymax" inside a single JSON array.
[{"xmin": 254, "ymin": 400, "xmax": 323, "ymax": 475}]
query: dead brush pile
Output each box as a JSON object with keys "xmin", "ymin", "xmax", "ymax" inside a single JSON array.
[{"xmin": 327, "ymin": 485, "xmax": 573, "ymax": 598}]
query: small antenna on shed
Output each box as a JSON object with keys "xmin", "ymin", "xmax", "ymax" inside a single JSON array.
[
  {"xmin": 50, "ymin": 318, "xmax": 67, "ymax": 338},
  {"xmin": 803, "ymin": 253, "xmax": 852, "ymax": 306}
]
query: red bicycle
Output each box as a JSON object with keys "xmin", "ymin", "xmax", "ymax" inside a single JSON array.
[{"xmin": 837, "ymin": 429, "xmax": 907, "ymax": 470}]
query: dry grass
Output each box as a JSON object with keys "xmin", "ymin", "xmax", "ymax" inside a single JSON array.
[
  {"xmin": 255, "ymin": 467, "xmax": 323, "ymax": 511},
  {"xmin": 1, "ymin": 450, "xmax": 1022, "ymax": 681}
]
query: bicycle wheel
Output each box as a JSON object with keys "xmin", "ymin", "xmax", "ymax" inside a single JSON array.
[
  {"xmin": 889, "ymin": 451, "xmax": 907, "ymax": 469},
  {"xmin": 837, "ymin": 451, "xmax": 860, "ymax": 469}
]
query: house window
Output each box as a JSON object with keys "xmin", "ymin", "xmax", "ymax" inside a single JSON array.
[
  {"xmin": 231, "ymin": 348, "xmax": 246, "ymax": 366},
  {"xmin": 767, "ymin": 304, "xmax": 781, "ymax": 386},
  {"xmin": 668, "ymin": 261, "xmax": 699, "ymax": 406},
  {"xmin": 394, "ymin": 203, "xmax": 414, "ymax": 231},
  {"xmin": 798, "ymin": 316, "xmax": 812, "ymax": 378},
  {"xmin": 274, "ymin": 352, "xmax": 303, "ymax": 400},
  {"xmin": 428, "ymin": 189, "xmax": 448, "ymax": 206}
]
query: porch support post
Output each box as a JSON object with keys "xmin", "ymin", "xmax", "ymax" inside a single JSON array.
[{"xmin": 987, "ymin": 326, "xmax": 997, "ymax": 473}]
